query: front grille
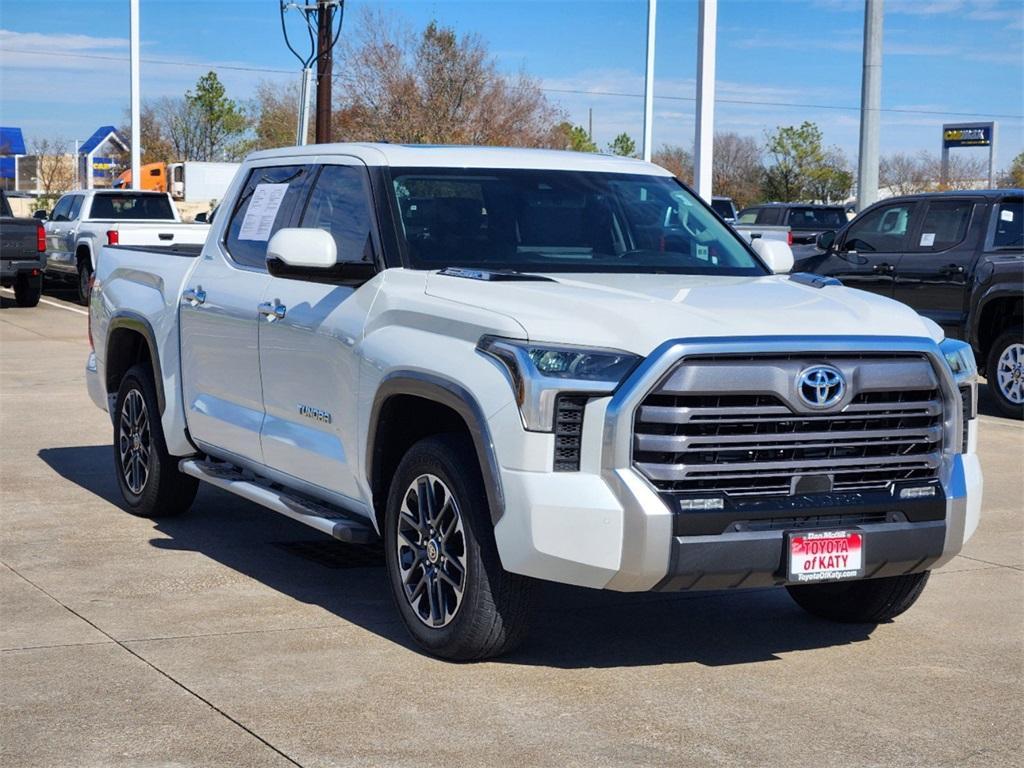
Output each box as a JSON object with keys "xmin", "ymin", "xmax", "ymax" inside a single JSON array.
[
  {"xmin": 553, "ymin": 395, "xmax": 587, "ymax": 471},
  {"xmin": 633, "ymin": 355, "xmax": 945, "ymax": 498}
]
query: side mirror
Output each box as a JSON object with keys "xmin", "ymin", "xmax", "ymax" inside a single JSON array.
[
  {"xmin": 33, "ymin": 210, "xmax": 48, "ymax": 220},
  {"xmin": 752, "ymin": 238, "xmax": 794, "ymax": 274},
  {"xmin": 816, "ymin": 230, "xmax": 836, "ymax": 251},
  {"xmin": 267, "ymin": 228, "xmax": 336, "ymax": 269}
]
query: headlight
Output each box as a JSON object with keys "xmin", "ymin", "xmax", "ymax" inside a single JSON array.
[
  {"xmin": 478, "ymin": 336, "xmax": 640, "ymax": 431},
  {"xmin": 939, "ymin": 338, "xmax": 978, "ymax": 385}
]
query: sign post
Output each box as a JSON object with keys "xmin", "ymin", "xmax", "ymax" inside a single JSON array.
[{"xmin": 941, "ymin": 121, "xmax": 997, "ymax": 188}]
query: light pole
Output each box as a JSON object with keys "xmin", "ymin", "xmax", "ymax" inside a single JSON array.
[
  {"xmin": 129, "ymin": 0, "xmax": 141, "ymax": 190},
  {"xmin": 642, "ymin": 0, "xmax": 656, "ymax": 162},
  {"xmin": 694, "ymin": 0, "xmax": 717, "ymax": 202},
  {"xmin": 856, "ymin": 0, "xmax": 883, "ymax": 211}
]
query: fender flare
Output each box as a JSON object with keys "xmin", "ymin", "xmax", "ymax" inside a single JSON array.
[
  {"xmin": 74, "ymin": 237, "xmax": 94, "ymax": 269},
  {"xmin": 367, "ymin": 371, "xmax": 506, "ymax": 525},
  {"xmin": 106, "ymin": 312, "xmax": 166, "ymax": 414},
  {"xmin": 968, "ymin": 283, "xmax": 1023, "ymax": 351}
]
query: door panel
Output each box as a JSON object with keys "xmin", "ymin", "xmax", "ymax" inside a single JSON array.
[
  {"xmin": 892, "ymin": 199, "xmax": 981, "ymax": 338},
  {"xmin": 258, "ymin": 160, "xmax": 381, "ymax": 502},
  {"xmin": 811, "ymin": 201, "xmax": 919, "ymax": 298},
  {"xmin": 179, "ymin": 255, "xmax": 270, "ymax": 463}
]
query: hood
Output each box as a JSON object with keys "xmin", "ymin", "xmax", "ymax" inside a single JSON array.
[{"xmin": 424, "ymin": 272, "xmax": 942, "ymax": 356}]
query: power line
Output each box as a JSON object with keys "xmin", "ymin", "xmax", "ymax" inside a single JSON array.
[{"xmin": 6, "ymin": 47, "xmax": 1023, "ymax": 123}]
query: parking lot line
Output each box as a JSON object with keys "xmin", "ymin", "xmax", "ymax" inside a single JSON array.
[{"xmin": 0, "ymin": 287, "xmax": 89, "ymax": 315}]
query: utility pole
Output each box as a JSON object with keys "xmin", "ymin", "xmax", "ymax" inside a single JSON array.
[
  {"xmin": 129, "ymin": 0, "xmax": 141, "ymax": 190},
  {"xmin": 642, "ymin": 0, "xmax": 657, "ymax": 162},
  {"xmin": 693, "ymin": 0, "xmax": 717, "ymax": 201},
  {"xmin": 315, "ymin": 0, "xmax": 334, "ymax": 144},
  {"xmin": 856, "ymin": 0, "xmax": 883, "ymax": 211}
]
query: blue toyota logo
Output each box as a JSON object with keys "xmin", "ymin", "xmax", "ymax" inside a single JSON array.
[{"xmin": 798, "ymin": 365, "xmax": 846, "ymax": 408}]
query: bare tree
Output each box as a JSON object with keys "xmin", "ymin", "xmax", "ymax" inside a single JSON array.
[
  {"xmin": 881, "ymin": 150, "xmax": 989, "ymax": 193},
  {"xmin": 28, "ymin": 138, "xmax": 76, "ymax": 204},
  {"xmin": 713, "ymin": 132, "xmax": 764, "ymax": 207},
  {"xmin": 333, "ymin": 12, "xmax": 563, "ymax": 146},
  {"xmin": 652, "ymin": 144, "xmax": 693, "ymax": 183},
  {"xmin": 879, "ymin": 152, "xmax": 930, "ymax": 195}
]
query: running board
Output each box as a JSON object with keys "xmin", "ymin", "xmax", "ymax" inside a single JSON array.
[{"xmin": 178, "ymin": 458, "xmax": 376, "ymax": 544}]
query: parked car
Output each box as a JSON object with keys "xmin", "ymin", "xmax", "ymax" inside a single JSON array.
[
  {"xmin": 41, "ymin": 189, "xmax": 210, "ymax": 305},
  {"xmin": 795, "ymin": 190, "xmax": 1023, "ymax": 418},
  {"xmin": 86, "ymin": 144, "xmax": 982, "ymax": 660},
  {"xmin": 737, "ymin": 203, "xmax": 848, "ymax": 245},
  {"xmin": 0, "ymin": 190, "xmax": 46, "ymax": 307},
  {"xmin": 710, "ymin": 196, "xmax": 738, "ymax": 222}
]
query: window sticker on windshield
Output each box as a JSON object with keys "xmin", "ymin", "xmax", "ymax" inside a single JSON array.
[
  {"xmin": 696, "ymin": 244, "xmax": 709, "ymax": 261},
  {"xmin": 238, "ymin": 183, "xmax": 289, "ymax": 241},
  {"xmin": 919, "ymin": 232, "xmax": 936, "ymax": 247},
  {"xmin": 1001, "ymin": 209, "xmax": 1015, "ymax": 222}
]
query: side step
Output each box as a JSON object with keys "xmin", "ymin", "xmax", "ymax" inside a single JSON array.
[{"xmin": 179, "ymin": 458, "xmax": 376, "ymax": 544}]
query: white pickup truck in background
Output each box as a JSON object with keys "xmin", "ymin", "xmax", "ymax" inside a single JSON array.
[{"xmin": 42, "ymin": 189, "xmax": 210, "ymax": 304}]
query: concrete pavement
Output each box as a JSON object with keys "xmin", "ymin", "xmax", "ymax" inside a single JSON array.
[{"xmin": 1, "ymin": 286, "xmax": 1021, "ymax": 768}]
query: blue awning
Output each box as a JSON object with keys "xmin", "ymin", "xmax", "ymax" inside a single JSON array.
[{"xmin": 0, "ymin": 127, "xmax": 26, "ymax": 156}]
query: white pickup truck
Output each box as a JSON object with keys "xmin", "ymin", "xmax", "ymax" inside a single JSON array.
[
  {"xmin": 86, "ymin": 144, "xmax": 983, "ymax": 660},
  {"xmin": 42, "ymin": 189, "xmax": 210, "ymax": 304}
]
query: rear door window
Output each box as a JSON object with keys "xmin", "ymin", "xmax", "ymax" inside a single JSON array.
[
  {"xmin": 224, "ymin": 164, "xmax": 313, "ymax": 269},
  {"xmin": 991, "ymin": 198, "xmax": 1023, "ymax": 249},
  {"xmin": 914, "ymin": 200, "xmax": 974, "ymax": 251},
  {"xmin": 299, "ymin": 164, "xmax": 377, "ymax": 263},
  {"xmin": 843, "ymin": 202, "xmax": 915, "ymax": 252}
]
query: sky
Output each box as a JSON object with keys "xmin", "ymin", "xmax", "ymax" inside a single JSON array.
[{"xmin": 1, "ymin": 0, "xmax": 1022, "ymax": 170}]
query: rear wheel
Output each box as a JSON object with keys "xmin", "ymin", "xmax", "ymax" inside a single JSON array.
[
  {"xmin": 786, "ymin": 572, "xmax": 930, "ymax": 623},
  {"xmin": 13, "ymin": 272, "xmax": 42, "ymax": 307},
  {"xmin": 987, "ymin": 330, "xmax": 1024, "ymax": 419},
  {"xmin": 384, "ymin": 434, "xmax": 532, "ymax": 660},
  {"xmin": 76, "ymin": 257, "xmax": 92, "ymax": 306},
  {"xmin": 113, "ymin": 364, "xmax": 198, "ymax": 517}
]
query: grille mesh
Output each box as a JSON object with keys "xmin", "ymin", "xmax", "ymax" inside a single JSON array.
[
  {"xmin": 553, "ymin": 396, "xmax": 587, "ymax": 472},
  {"xmin": 634, "ymin": 357, "xmax": 945, "ymax": 498}
]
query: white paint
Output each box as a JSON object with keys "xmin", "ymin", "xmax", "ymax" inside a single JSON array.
[{"xmin": 694, "ymin": 0, "xmax": 717, "ymax": 202}]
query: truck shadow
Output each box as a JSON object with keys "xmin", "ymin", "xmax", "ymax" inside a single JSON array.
[{"xmin": 41, "ymin": 444, "xmax": 883, "ymax": 669}]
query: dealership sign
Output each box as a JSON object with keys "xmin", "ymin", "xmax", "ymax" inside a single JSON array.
[{"xmin": 943, "ymin": 125, "xmax": 992, "ymax": 148}]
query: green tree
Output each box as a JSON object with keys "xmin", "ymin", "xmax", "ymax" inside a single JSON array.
[
  {"xmin": 186, "ymin": 71, "xmax": 248, "ymax": 161},
  {"xmin": 762, "ymin": 121, "xmax": 850, "ymax": 202},
  {"xmin": 552, "ymin": 122, "xmax": 597, "ymax": 152},
  {"xmin": 607, "ymin": 132, "xmax": 637, "ymax": 157},
  {"xmin": 1002, "ymin": 151, "xmax": 1024, "ymax": 188}
]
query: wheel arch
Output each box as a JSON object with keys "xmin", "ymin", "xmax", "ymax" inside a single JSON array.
[
  {"xmin": 974, "ymin": 292, "xmax": 1023, "ymax": 369},
  {"xmin": 106, "ymin": 313, "xmax": 165, "ymax": 414},
  {"xmin": 367, "ymin": 372, "xmax": 506, "ymax": 533}
]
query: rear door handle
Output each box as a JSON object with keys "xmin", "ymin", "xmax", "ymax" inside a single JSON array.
[
  {"xmin": 182, "ymin": 287, "xmax": 206, "ymax": 306},
  {"xmin": 258, "ymin": 301, "xmax": 286, "ymax": 321},
  {"xmin": 871, "ymin": 263, "xmax": 896, "ymax": 273}
]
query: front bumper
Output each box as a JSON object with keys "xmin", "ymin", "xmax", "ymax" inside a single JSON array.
[{"xmin": 492, "ymin": 336, "xmax": 983, "ymax": 592}]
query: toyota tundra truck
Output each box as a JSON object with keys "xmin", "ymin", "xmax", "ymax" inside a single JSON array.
[{"xmin": 85, "ymin": 144, "xmax": 983, "ymax": 660}]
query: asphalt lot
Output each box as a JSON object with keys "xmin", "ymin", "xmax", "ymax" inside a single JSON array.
[{"xmin": 1, "ymin": 284, "xmax": 1022, "ymax": 768}]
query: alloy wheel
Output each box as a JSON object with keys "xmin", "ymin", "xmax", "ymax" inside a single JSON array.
[
  {"xmin": 996, "ymin": 342, "xmax": 1024, "ymax": 405},
  {"xmin": 395, "ymin": 474, "xmax": 467, "ymax": 628},
  {"xmin": 118, "ymin": 389, "xmax": 151, "ymax": 495}
]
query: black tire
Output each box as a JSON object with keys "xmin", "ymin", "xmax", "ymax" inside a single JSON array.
[
  {"xmin": 384, "ymin": 434, "xmax": 532, "ymax": 660},
  {"xmin": 76, "ymin": 257, "xmax": 92, "ymax": 306},
  {"xmin": 13, "ymin": 273, "xmax": 42, "ymax": 307},
  {"xmin": 986, "ymin": 329, "xmax": 1024, "ymax": 420},
  {"xmin": 786, "ymin": 571, "xmax": 930, "ymax": 623},
  {"xmin": 113, "ymin": 364, "xmax": 198, "ymax": 517}
]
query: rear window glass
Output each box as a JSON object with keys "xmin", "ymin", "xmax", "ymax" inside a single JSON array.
[
  {"xmin": 89, "ymin": 193, "xmax": 175, "ymax": 220},
  {"xmin": 916, "ymin": 201, "xmax": 973, "ymax": 251},
  {"xmin": 992, "ymin": 199, "xmax": 1022, "ymax": 249},
  {"xmin": 787, "ymin": 207, "xmax": 847, "ymax": 229},
  {"xmin": 710, "ymin": 199, "xmax": 736, "ymax": 219}
]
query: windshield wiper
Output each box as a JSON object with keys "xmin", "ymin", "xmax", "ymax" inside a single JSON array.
[{"xmin": 436, "ymin": 267, "xmax": 556, "ymax": 283}]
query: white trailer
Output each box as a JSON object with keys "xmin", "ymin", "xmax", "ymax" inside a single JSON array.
[{"xmin": 168, "ymin": 161, "xmax": 240, "ymax": 204}]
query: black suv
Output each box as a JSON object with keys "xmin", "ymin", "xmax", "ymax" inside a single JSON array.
[
  {"xmin": 795, "ymin": 190, "xmax": 1023, "ymax": 418},
  {"xmin": 736, "ymin": 203, "xmax": 848, "ymax": 244}
]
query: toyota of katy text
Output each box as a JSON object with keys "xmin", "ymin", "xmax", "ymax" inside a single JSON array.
[{"xmin": 85, "ymin": 144, "xmax": 983, "ymax": 660}]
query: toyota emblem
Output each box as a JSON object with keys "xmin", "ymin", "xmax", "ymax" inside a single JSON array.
[{"xmin": 798, "ymin": 365, "xmax": 846, "ymax": 408}]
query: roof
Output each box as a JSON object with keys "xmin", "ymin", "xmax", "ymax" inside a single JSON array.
[
  {"xmin": 245, "ymin": 143, "xmax": 673, "ymax": 176},
  {"xmin": 880, "ymin": 189, "xmax": 1023, "ymax": 202},
  {"xmin": 0, "ymin": 127, "xmax": 26, "ymax": 155},
  {"xmin": 742, "ymin": 202, "xmax": 847, "ymax": 209},
  {"xmin": 80, "ymin": 125, "xmax": 128, "ymax": 155}
]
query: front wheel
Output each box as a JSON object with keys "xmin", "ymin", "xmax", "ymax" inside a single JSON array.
[
  {"xmin": 786, "ymin": 572, "xmax": 930, "ymax": 623},
  {"xmin": 987, "ymin": 330, "xmax": 1024, "ymax": 420},
  {"xmin": 13, "ymin": 272, "xmax": 42, "ymax": 307},
  {"xmin": 384, "ymin": 434, "xmax": 532, "ymax": 660},
  {"xmin": 113, "ymin": 364, "xmax": 198, "ymax": 517}
]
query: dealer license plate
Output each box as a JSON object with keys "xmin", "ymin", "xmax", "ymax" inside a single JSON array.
[{"xmin": 788, "ymin": 530, "xmax": 864, "ymax": 583}]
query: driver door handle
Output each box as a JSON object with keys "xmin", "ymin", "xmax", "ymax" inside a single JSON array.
[
  {"xmin": 258, "ymin": 301, "xmax": 287, "ymax": 321},
  {"xmin": 939, "ymin": 263, "xmax": 965, "ymax": 276},
  {"xmin": 182, "ymin": 287, "xmax": 206, "ymax": 306}
]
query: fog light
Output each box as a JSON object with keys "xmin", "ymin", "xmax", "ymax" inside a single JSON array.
[
  {"xmin": 900, "ymin": 486, "xmax": 936, "ymax": 499},
  {"xmin": 678, "ymin": 497, "xmax": 724, "ymax": 511}
]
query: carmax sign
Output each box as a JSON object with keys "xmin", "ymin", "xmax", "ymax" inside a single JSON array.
[{"xmin": 943, "ymin": 125, "xmax": 992, "ymax": 148}]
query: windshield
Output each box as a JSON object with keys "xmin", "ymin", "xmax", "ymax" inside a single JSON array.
[
  {"xmin": 788, "ymin": 207, "xmax": 847, "ymax": 230},
  {"xmin": 390, "ymin": 168, "xmax": 765, "ymax": 276},
  {"xmin": 89, "ymin": 193, "xmax": 175, "ymax": 220}
]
